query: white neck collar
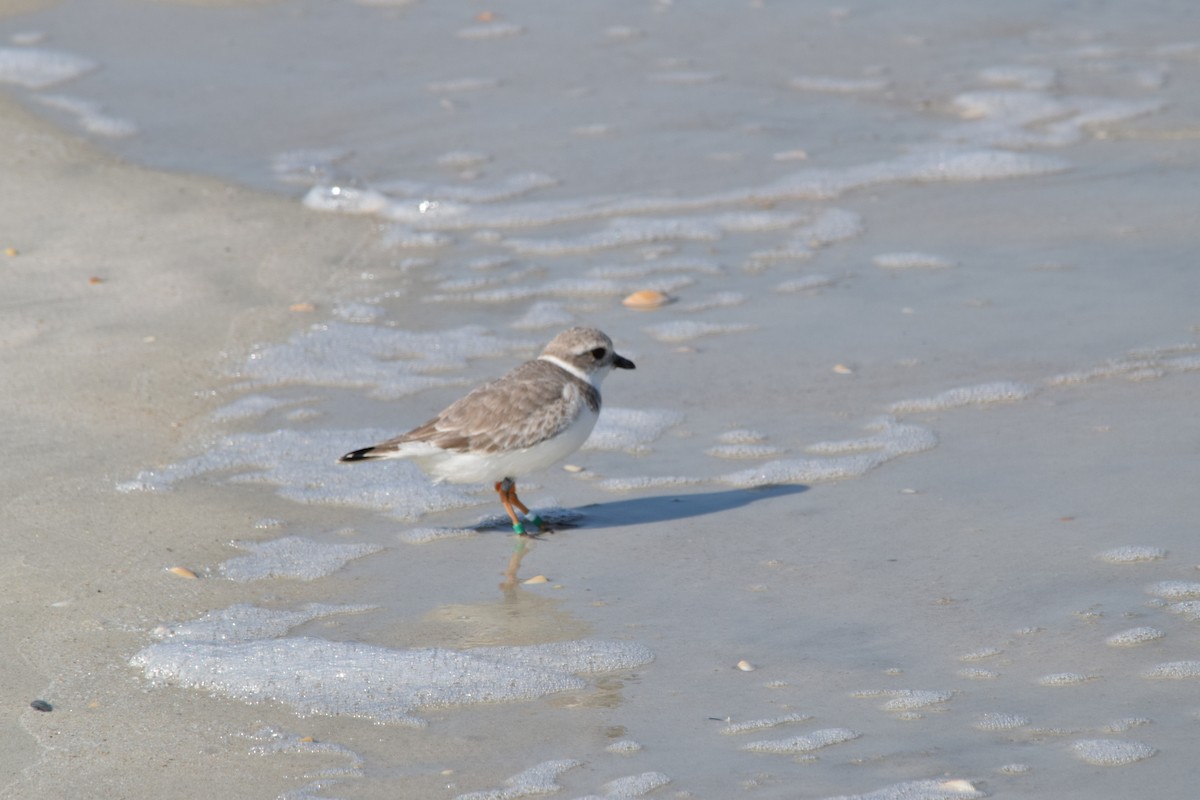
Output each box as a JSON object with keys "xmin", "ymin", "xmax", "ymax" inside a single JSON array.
[{"xmin": 539, "ymin": 354, "xmax": 600, "ymax": 387}]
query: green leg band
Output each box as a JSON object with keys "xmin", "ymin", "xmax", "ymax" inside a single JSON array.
[
  {"xmin": 528, "ymin": 515, "xmax": 545, "ymax": 531},
  {"xmin": 512, "ymin": 521, "xmax": 526, "ymax": 535}
]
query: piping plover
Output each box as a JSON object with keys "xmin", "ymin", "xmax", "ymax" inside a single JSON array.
[{"xmin": 340, "ymin": 327, "xmax": 635, "ymax": 535}]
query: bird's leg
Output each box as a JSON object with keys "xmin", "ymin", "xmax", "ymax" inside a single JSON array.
[
  {"xmin": 507, "ymin": 479, "xmax": 548, "ymax": 534},
  {"xmin": 497, "ymin": 478, "xmax": 546, "ymax": 535},
  {"xmin": 494, "ymin": 479, "xmax": 527, "ymax": 535}
]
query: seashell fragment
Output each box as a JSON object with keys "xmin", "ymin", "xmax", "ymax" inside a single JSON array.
[
  {"xmin": 522, "ymin": 575, "xmax": 549, "ymax": 584},
  {"xmin": 167, "ymin": 566, "xmax": 198, "ymax": 579},
  {"xmin": 736, "ymin": 659, "xmax": 756, "ymax": 671},
  {"xmin": 622, "ymin": 289, "xmax": 670, "ymax": 310}
]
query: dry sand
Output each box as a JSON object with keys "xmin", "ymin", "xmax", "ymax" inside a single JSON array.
[{"xmin": 0, "ymin": 93, "xmax": 382, "ymax": 796}]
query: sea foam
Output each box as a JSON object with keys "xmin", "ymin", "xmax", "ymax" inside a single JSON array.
[
  {"xmin": 218, "ymin": 536, "xmax": 382, "ymax": 582},
  {"xmin": 134, "ymin": 605, "xmax": 654, "ymax": 726}
]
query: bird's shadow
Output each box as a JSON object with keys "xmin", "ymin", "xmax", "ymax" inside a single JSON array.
[
  {"xmin": 575, "ymin": 484, "xmax": 808, "ymax": 530},
  {"xmin": 476, "ymin": 484, "xmax": 808, "ymax": 534}
]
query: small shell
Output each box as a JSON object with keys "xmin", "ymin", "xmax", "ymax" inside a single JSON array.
[
  {"xmin": 289, "ymin": 302, "xmax": 316, "ymax": 313},
  {"xmin": 4, "ymin": 247, "xmax": 18, "ymax": 257},
  {"xmin": 522, "ymin": 575, "xmax": 550, "ymax": 584},
  {"xmin": 833, "ymin": 363, "xmax": 854, "ymax": 374},
  {"xmin": 736, "ymin": 659, "xmax": 756, "ymax": 672},
  {"xmin": 622, "ymin": 289, "xmax": 670, "ymax": 310},
  {"xmin": 167, "ymin": 566, "xmax": 198, "ymax": 579},
  {"xmin": 562, "ymin": 464, "xmax": 585, "ymax": 473}
]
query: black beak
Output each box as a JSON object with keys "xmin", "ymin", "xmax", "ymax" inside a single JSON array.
[{"xmin": 614, "ymin": 354, "xmax": 636, "ymax": 370}]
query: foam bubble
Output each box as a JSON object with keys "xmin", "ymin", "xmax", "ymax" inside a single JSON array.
[
  {"xmin": 721, "ymin": 713, "xmax": 813, "ymax": 734},
  {"xmin": 956, "ymin": 668, "xmax": 998, "ymax": 680},
  {"xmin": 597, "ymin": 475, "xmax": 704, "ymax": 493},
  {"xmin": 218, "ymin": 536, "xmax": 382, "ymax": 582},
  {"xmin": 887, "ymin": 381, "xmax": 1035, "ymax": 414},
  {"xmin": 400, "ymin": 527, "xmax": 480, "ymax": 545},
  {"xmin": 1142, "ymin": 660, "xmax": 1200, "ymax": 679},
  {"xmin": 642, "ymin": 321, "xmax": 755, "ymax": 343},
  {"xmin": 814, "ymin": 779, "xmax": 984, "ymax": 800},
  {"xmin": 741, "ymin": 728, "xmax": 860, "ymax": 754},
  {"xmin": 605, "ymin": 739, "xmax": 642, "ymax": 754},
  {"xmin": 454, "ymin": 760, "xmax": 581, "ymax": 800},
  {"xmin": 872, "ymin": 252, "xmax": 957, "ymax": 270},
  {"xmin": 584, "ymin": 408, "xmax": 685, "ymax": 454},
  {"xmin": 152, "ymin": 603, "xmax": 373, "ymax": 645},
  {"xmin": 0, "ymin": 46, "xmax": 96, "ymax": 88},
  {"xmin": 875, "ymin": 690, "xmax": 954, "ymax": 711},
  {"xmin": 1036, "ymin": 672, "xmax": 1094, "ymax": 686},
  {"xmin": 1096, "ymin": 546, "xmax": 1168, "ymax": 563},
  {"xmin": 1165, "ymin": 601, "xmax": 1200, "ymax": 620},
  {"xmin": 996, "ymin": 764, "xmax": 1031, "ymax": 775},
  {"xmin": 1105, "ymin": 627, "xmax": 1166, "ymax": 647},
  {"xmin": 958, "ymin": 647, "xmax": 1003, "ymax": 661},
  {"xmin": 717, "ymin": 429, "xmax": 768, "ymax": 444},
  {"xmin": 134, "ymin": 617, "xmax": 654, "ymax": 726},
  {"xmin": 972, "ymin": 712, "xmax": 1030, "ymax": 731},
  {"xmin": 721, "ymin": 418, "xmax": 936, "ymax": 488},
  {"xmin": 705, "ymin": 444, "xmax": 787, "ymax": 460},
  {"xmin": 1102, "ymin": 717, "xmax": 1151, "ymax": 733},
  {"xmin": 597, "ymin": 772, "xmax": 671, "ymax": 797},
  {"xmin": 1070, "ymin": 739, "xmax": 1156, "ymax": 766},
  {"xmin": 1145, "ymin": 580, "xmax": 1200, "ymax": 600}
]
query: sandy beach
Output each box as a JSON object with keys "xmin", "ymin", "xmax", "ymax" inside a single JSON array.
[{"xmin": 3, "ymin": 1, "xmax": 1200, "ymax": 798}]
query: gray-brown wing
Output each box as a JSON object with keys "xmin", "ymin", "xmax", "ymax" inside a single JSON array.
[{"xmin": 393, "ymin": 360, "xmax": 598, "ymax": 453}]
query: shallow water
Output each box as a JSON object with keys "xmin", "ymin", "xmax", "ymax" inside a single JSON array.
[{"xmin": 4, "ymin": 0, "xmax": 1200, "ymax": 797}]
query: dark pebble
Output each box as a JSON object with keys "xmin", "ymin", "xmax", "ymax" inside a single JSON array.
[{"xmin": 30, "ymin": 700, "xmax": 53, "ymax": 712}]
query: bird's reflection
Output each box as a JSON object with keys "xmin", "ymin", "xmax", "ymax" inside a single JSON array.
[{"xmin": 500, "ymin": 534, "xmax": 535, "ymax": 592}]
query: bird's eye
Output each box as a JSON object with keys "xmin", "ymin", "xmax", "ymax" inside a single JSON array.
[{"xmin": 590, "ymin": 347, "xmax": 607, "ymax": 360}]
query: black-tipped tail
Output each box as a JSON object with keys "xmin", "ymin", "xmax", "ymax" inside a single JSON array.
[{"xmin": 339, "ymin": 447, "xmax": 379, "ymax": 463}]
